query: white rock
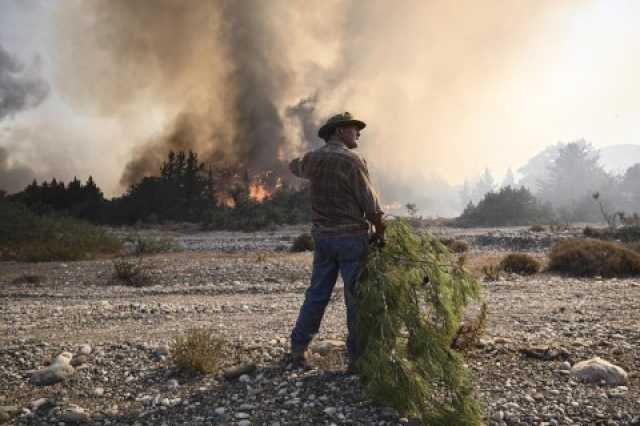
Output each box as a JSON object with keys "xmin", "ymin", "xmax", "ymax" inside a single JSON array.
[
  {"xmin": 94, "ymin": 387, "xmax": 104, "ymax": 397},
  {"xmin": 78, "ymin": 344, "xmax": 92, "ymax": 355},
  {"xmin": 236, "ymin": 412, "xmax": 250, "ymax": 419},
  {"xmin": 559, "ymin": 361, "xmax": 571, "ymax": 371},
  {"xmin": 323, "ymin": 407, "xmax": 337, "ymax": 416},
  {"xmin": 30, "ymin": 352, "xmax": 75, "ymax": 386},
  {"xmin": 167, "ymin": 379, "xmax": 179, "ymax": 389},
  {"xmin": 214, "ymin": 407, "xmax": 226, "ymax": 415},
  {"xmin": 310, "ymin": 340, "xmax": 345, "ymax": 355},
  {"xmin": 238, "ymin": 421, "xmax": 251, "ymax": 426},
  {"xmin": 571, "ymin": 357, "xmax": 628, "ymax": 385}
]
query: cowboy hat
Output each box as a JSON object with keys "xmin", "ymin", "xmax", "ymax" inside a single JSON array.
[{"xmin": 317, "ymin": 112, "xmax": 366, "ymax": 140}]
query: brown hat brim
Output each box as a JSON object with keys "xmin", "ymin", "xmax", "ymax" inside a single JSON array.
[{"xmin": 318, "ymin": 119, "xmax": 366, "ymax": 139}]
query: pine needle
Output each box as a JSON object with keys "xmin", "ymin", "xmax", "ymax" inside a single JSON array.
[{"xmin": 355, "ymin": 220, "xmax": 484, "ymax": 425}]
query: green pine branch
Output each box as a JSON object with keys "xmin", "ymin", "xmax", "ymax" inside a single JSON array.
[{"xmin": 355, "ymin": 220, "xmax": 484, "ymax": 425}]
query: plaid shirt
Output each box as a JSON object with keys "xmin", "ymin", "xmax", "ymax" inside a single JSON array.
[{"xmin": 290, "ymin": 141, "xmax": 384, "ymax": 237}]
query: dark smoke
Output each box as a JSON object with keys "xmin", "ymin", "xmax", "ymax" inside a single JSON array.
[
  {"xmin": 0, "ymin": 146, "xmax": 34, "ymax": 193},
  {"xmin": 55, "ymin": 0, "xmax": 327, "ymax": 189},
  {"xmin": 286, "ymin": 96, "xmax": 322, "ymax": 150},
  {"xmin": 0, "ymin": 43, "xmax": 49, "ymax": 120}
]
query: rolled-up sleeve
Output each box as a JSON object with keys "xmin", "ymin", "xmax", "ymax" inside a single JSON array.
[{"xmin": 350, "ymin": 159, "xmax": 384, "ymax": 222}]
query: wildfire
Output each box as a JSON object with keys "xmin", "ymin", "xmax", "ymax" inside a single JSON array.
[
  {"xmin": 383, "ymin": 202, "xmax": 402, "ymax": 210},
  {"xmin": 249, "ymin": 182, "xmax": 271, "ymax": 202}
]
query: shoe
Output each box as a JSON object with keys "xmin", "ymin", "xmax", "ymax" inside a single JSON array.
[{"xmin": 283, "ymin": 349, "xmax": 311, "ymax": 370}]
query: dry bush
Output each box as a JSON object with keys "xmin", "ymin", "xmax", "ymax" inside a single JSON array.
[
  {"xmin": 528, "ymin": 224, "xmax": 546, "ymax": 233},
  {"xmin": 549, "ymin": 238, "xmax": 640, "ymax": 277},
  {"xmin": 112, "ymin": 257, "xmax": 150, "ymax": 286},
  {"xmin": 439, "ymin": 238, "xmax": 469, "ymax": 253},
  {"xmin": 481, "ymin": 264, "xmax": 501, "ymax": 281},
  {"xmin": 290, "ymin": 233, "xmax": 314, "ymax": 252},
  {"xmin": 499, "ymin": 253, "xmax": 541, "ymax": 275},
  {"xmin": 170, "ymin": 328, "xmax": 226, "ymax": 374},
  {"xmin": 451, "ymin": 302, "xmax": 488, "ymax": 351},
  {"xmin": 625, "ymin": 242, "xmax": 640, "ymax": 254},
  {"xmin": 11, "ymin": 274, "xmax": 43, "ymax": 285}
]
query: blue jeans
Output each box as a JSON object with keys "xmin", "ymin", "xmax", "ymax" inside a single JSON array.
[{"xmin": 290, "ymin": 233, "xmax": 369, "ymax": 357}]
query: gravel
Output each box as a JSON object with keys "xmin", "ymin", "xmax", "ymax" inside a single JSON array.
[{"xmin": 1, "ymin": 226, "xmax": 639, "ymax": 425}]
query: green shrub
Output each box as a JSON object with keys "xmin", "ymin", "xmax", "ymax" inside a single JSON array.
[
  {"xmin": 440, "ymin": 238, "xmax": 469, "ymax": 253},
  {"xmin": 124, "ymin": 234, "xmax": 181, "ymax": 254},
  {"xmin": 499, "ymin": 253, "xmax": 541, "ymax": 275},
  {"xmin": 170, "ymin": 329, "xmax": 226, "ymax": 374},
  {"xmin": 0, "ymin": 200, "xmax": 122, "ymax": 262},
  {"xmin": 548, "ymin": 239, "xmax": 640, "ymax": 277},
  {"xmin": 529, "ymin": 224, "xmax": 546, "ymax": 232},
  {"xmin": 290, "ymin": 233, "xmax": 314, "ymax": 252},
  {"xmin": 455, "ymin": 186, "xmax": 554, "ymax": 227}
]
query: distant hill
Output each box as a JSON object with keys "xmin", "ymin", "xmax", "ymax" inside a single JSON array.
[{"xmin": 599, "ymin": 144, "xmax": 640, "ymax": 175}]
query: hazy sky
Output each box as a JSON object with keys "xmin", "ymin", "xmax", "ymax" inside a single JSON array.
[{"xmin": 1, "ymin": 0, "xmax": 639, "ymax": 202}]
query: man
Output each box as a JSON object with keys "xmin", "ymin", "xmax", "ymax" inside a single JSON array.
[{"xmin": 287, "ymin": 112, "xmax": 385, "ymax": 370}]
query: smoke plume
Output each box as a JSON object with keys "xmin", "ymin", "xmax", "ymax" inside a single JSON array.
[
  {"xmin": 0, "ymin": 146, "xmax": 33, "ymax": 194},
  {"xmin": 0, "ymin": 43, "xmax": 49, "ymax": 120},
  {"xmin": 49, "ymin": 0, "xmax": 597, "ymax": 212}
]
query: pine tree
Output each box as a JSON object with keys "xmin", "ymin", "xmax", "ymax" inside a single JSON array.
[{"xmin": 356, "ymin": 220, "xmax": 484, "ymax": 425}]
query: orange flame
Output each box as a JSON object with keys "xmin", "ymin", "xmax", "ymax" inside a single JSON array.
[{"xmin": 249, "ymin": 182, "xmax": 271, "ymax": 202}]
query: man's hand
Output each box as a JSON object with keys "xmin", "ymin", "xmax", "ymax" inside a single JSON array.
[
  {"xmin": 289, "ymin": 158, "xmax": 302, "ymax": 177},
  {"xmin": 371, "ymin": 216, "xmax": 386, "ymax": 247}
]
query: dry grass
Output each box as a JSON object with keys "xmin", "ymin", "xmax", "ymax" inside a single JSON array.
[
  {"xmin": 290, "ymin": 233, "xmax": 314, "ymax": 252},
  {"xmin": 452, "ymin": 302, "xmax": 488, "ymax": 351},
  {"xmin": 11, "ymin": 273, "xmax": 43, "ymax": 285},
  {"xmin": 170, "ymin": 328, "xmax": 226, "ymax": 374},
  {"xmin": 439, "ymin": 238, "xmax": 469, "ymax": 253},
  {"xmin": 499, "ymin": 253, "xmax": 541, "ymax": 275},
  {"xmin": 112, "ymin": 257, "xmax": 151, "ymax": 287},
  {"xmin": 549, "ymin": 238, "xmax": 640, "ymax": 277},
  {"xmin": 464, "ymin": 254, "xmax": 504, "ymax": 280}
]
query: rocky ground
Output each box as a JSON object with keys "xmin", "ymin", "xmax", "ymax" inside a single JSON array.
[{"xmin": 1, "ymin": 225, "xmax": 639, "ymax": 425}]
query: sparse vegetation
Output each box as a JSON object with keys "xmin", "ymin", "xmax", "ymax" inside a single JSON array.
[
  {"xmin": 290, "ymin": 232, "xmax": 314, "ymax": 252},
  {"xmin": 529, "ymin": 224, "xmax": 546, "ymax": 232},
  {"xmin": 11, "ymin": 274, "xmax": 43, "ymax": 285},
  {"xmin": 583, "ymin": 225, "xmax": 640, "ymax": 242},
  {"xmin": 0, "ymin": 200, "xmax": 122, "ymax": 262},
  {"xmin": 499, "ymin": 253, "xmax": 541, "ymax": 275},
  {"xmin": 451, "ymin": 302, "xmax": 488, "ymax": 351},
  {"xmin": 112, "ymin": 256, "xmax": 150, "ymax": 287},
  {"xmin": 124, "ymin": 234, "xmax": 181, "ymax": 254},
  {"xmin": 440, "ymin": 238, "xmax": 469, "ymax": 253},
  {"xmin": 170, "ymin": 328, "xmax": 226, "ymax": 374},
  {"xmin": 481, "ymin": 264, "xmax": 501, "ymax": 281},
  {"xmin": 548, "ymin": 239, "xmax": 640, "ymax": 277}
]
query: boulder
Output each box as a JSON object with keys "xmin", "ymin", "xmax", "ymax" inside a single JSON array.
[
  {"xmin": 570, "ymin": 357, "xmax": 628, "ymax": 385},
  {"xmin": 310, "ymin": 340, "xmax": 345, "ymax": 356},
  {"xmin": 30, "ymin": 352, "xmax": 75, "ymax": 386}
]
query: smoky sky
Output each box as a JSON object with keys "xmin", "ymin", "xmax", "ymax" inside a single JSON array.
[
  {"xmin": 0, "ymin": 43, "xmax": 49, "ymax": 120},
  {"xmin": 12, "ymin": 0, "xmax": 640, "ymax": 214},
  {"xmin": 0, "ymin": 145, "xmax": 33, "ymax": 194},
  {"xmin": 0, "ymin": 42, "xmax": 50, "ymax": 192}
]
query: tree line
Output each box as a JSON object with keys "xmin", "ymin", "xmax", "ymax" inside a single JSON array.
[
  {"xmin": 456, "ymin": 141, "xmax": 640, "ymax": 226},
  {"xmin": 3, "ymin": 150, "xmax": 310, "ymax": 230}
]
